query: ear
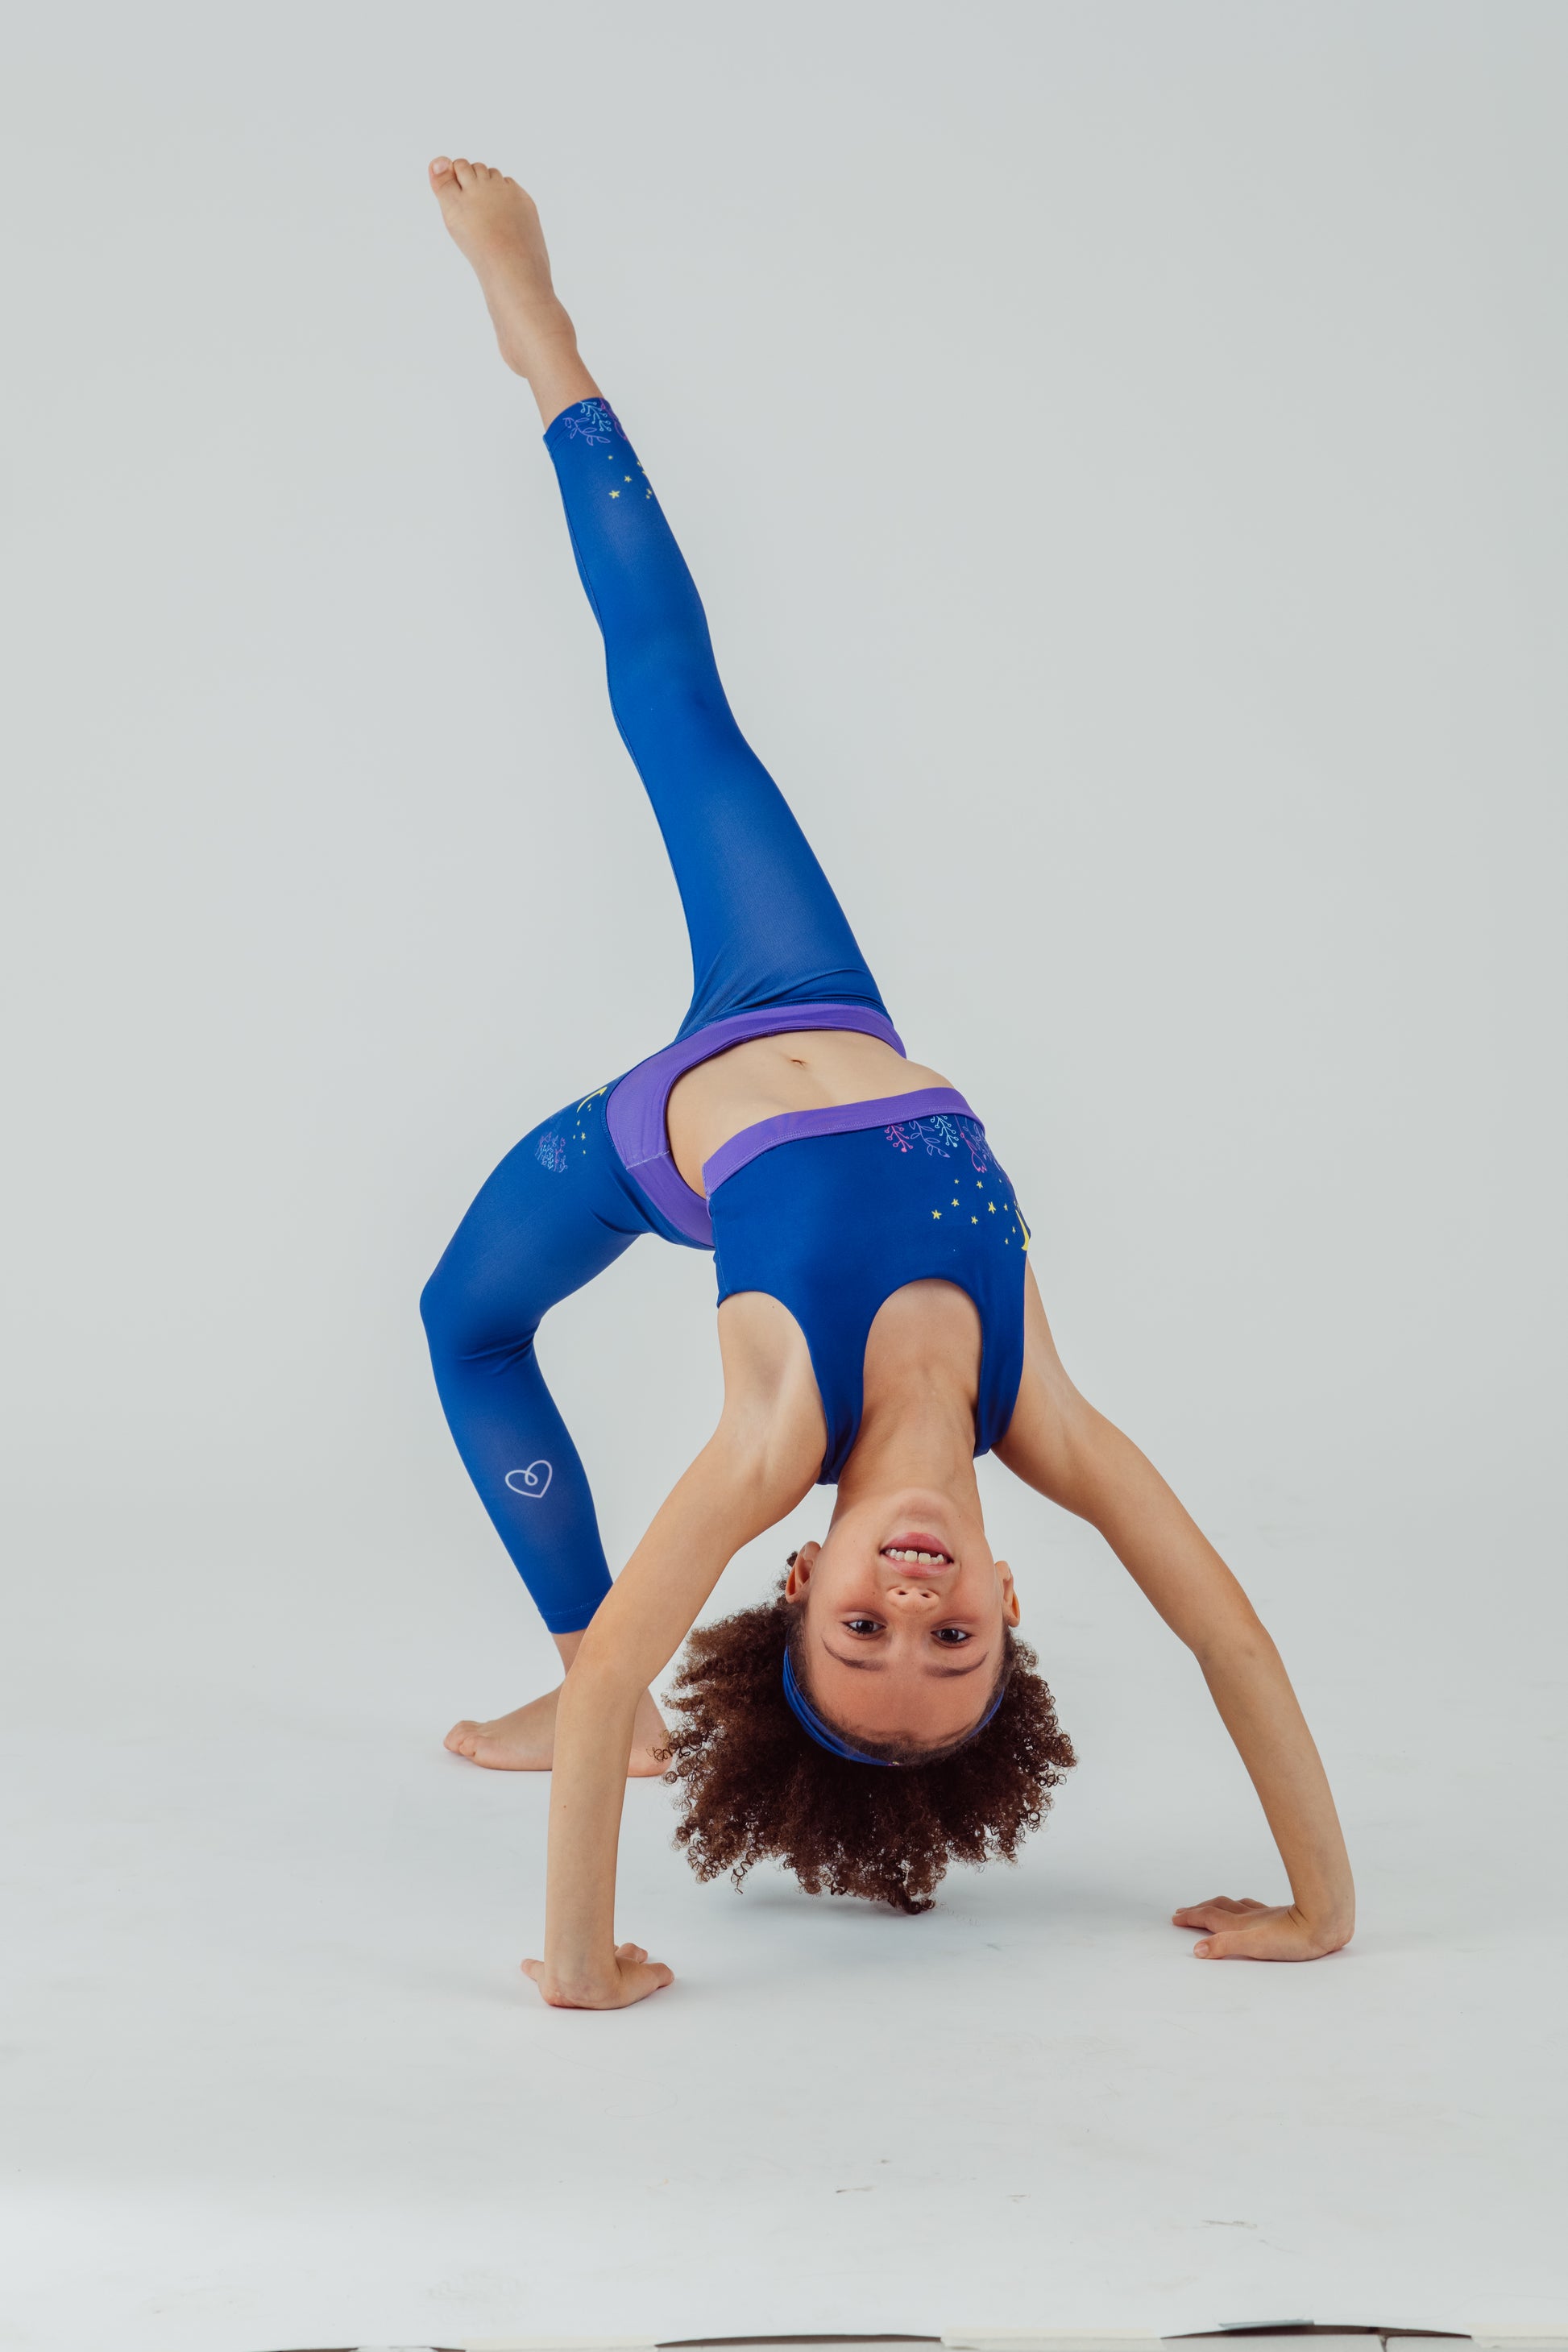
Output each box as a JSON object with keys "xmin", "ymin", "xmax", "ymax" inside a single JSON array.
[
  {"xmin": 996, "ymin": 1558, "xmax": 1022, "ymax": 1627},
  {"xmin": 784, "ymin": 1541, "xmax": 820, "ymax": 1603}
]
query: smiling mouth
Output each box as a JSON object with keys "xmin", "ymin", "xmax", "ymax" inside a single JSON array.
[{"xmin": 880, "ymin": 1538, "xmax": 954, "ymax": 1567}]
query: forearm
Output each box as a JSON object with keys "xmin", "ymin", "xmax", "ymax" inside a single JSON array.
[
  {"xmin": 536, "ymin": 1425, "xmax": 815, "ymax": 1998},
  {"xmin": 1197, "ymin": 1634, "xmax": 1354, "ymax": 1934},
  {"xmin": 540, "ymin": 1659, "xmax": 641, "ymax": 1996},
  {"xmin": 1041, "ymin": 1404, "xmax": 1354, "ymax": 1935}
]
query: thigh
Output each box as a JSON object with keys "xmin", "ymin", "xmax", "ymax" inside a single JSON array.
[
  {"xmin": 421, "ymin": 1084, "xmax": 653, "ymax": 1352},
  {"xmin": 545, "ymin": 402, "xmax": 888, "ymax": 1035}
]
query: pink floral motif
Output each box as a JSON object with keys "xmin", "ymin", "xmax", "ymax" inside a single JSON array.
[
  {"xmin": 882, "ymin": 1112, "xmax": 991, "ymax": 1164},
  {"xmin": 534, "ymin": 1130, "xmax": 568, "ymax": 1174}
]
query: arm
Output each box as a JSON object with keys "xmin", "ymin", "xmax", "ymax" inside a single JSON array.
[
  {"xmin": 995, "ymin": 1270, "xmax": 1354, "ymax": 1961},
  {"xmin": 524, "ymin": 1296, "xmax": 825, "ymax": 2009}
]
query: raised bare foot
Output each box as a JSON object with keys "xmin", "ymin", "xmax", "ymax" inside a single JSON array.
[
  {"xmin": 428, "ymin": 155, "xmax": 586, "ymax": 388},
  {"xmin": 445, "ymin": 1684, "xmax": 670, "ymax": 1777}
]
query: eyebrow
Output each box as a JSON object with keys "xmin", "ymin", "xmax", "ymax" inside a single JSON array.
[{"xmin": 821, "ymin": 1645, "xmax": 993, "ymax": 1680}]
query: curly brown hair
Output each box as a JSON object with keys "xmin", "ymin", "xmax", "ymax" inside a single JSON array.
[{"xmin": 657, "ymin": 1573, "xmax": 1077, "ymax": 1914}]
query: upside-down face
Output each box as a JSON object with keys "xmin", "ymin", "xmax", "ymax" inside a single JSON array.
[{"xmin": 785, "ymin": 1487, "xmax": 1019, "ymax": 1752}]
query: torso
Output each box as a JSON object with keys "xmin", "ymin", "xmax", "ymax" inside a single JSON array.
[
  {"xmin": 666, "ymin": 1029, "xmax": 951, "ymax": 1197},
  {"xmin": 667, "ymin": 1026, "xmax": 1026, "ymax": 1481}
]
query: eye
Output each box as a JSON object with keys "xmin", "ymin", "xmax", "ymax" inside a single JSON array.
[
  {"xmin": 844, "ymin": 1617, "xmax": 882, "ymax": 1637},
  {"xmin": 932, "ymin": 1626, "xmax": 970, "ymax": 1645}
]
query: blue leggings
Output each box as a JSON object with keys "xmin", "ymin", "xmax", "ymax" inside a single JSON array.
[{"xmin": 419, "ymin": 398, "xmax": 886, "ymax": 1632}]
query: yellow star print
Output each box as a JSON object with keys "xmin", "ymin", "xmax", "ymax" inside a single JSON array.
[
  {"xmin": 931, "ymin": 1209, "xmax": 942, "ymax": 1219},
  {"xmin": 609, "ymin": 490, "xmax": 620, "ymax": 499}
]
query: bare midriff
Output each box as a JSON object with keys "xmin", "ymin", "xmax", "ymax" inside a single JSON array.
[{"xmin": 666, "ymin": 1029, "xmax": 952, "ymax": 1198}]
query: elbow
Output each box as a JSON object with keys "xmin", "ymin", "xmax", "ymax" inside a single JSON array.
[
  {"xmin": 1190, "ymin": 1615, "xmax": 1280, "ymax": 1678},
  {"xmin": 562, "ymin": 1632, "xmax": 645, "ymax": 1707},
  {"xmin": 708, "ymin": 1421, "xmax": 819, "ymax": 1530}
]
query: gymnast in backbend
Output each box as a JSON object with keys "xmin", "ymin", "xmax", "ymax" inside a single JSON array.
[{"xmin": 419, "ymin": 156, "xmax": 1355, "ymax": 2008}]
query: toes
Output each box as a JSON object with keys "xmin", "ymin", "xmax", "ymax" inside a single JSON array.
[
  {"xmin": 451, "ymin": 156, "xmax": 477, "ymax": 187},
  {"xmin": 429, "ymin": 155, "xmax": 454, "ymax": 183}
]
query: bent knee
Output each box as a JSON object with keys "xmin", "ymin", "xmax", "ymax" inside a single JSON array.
[
  {"xmin": 419, "ymin": 1257, "xmax": 455, "ymax": 1340},
  {"xmin": 420, "ymin": 1254, "xmax": 536, "ymax": 1366}
]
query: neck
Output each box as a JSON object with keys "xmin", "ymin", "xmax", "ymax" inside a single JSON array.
[{"xmin": 835, "ymin": 1354, "xmax": 979, "ymax": 1516}]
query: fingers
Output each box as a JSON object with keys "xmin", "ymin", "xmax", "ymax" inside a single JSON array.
[
  {"xmin": 1172, "ymin": 1896, "xmax": 1267, "ymax": 1926},
  {"xmin": 1193, "ymin": 1919, "xmax": 1280, "ymax": 1959},
  {"xmin": 620, "ymin": 1946, "xmax": 674, "ymax": 1997},
  {"xmin": 519, "ymin": 1952, "xmax": 673, "ymax": 2006}
]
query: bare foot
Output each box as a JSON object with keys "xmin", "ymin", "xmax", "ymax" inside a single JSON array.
[
  {"xmin": 445, "ymin": 1684, "xmax": 670, "ymax": 1777},
  {"xmin": 428, "ymin": 155, "xmax": 588, "ymax": 394}
]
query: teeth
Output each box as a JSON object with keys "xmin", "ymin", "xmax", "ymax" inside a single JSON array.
[{"xmin": 885, "ymin": 1547, "xmax": 948, "ymax": 1565}]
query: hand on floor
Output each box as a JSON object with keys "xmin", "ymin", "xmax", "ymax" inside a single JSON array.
[
  {"xmin": 1172, "ymin": 1895, "xmax": 1353, "ymax": 1961},
  {"xmin": 521, "ymin": 1942, "xmax": 675, "ymax": 2009}
]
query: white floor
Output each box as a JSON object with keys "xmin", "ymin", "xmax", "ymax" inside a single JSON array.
[
  {"xmin": 4, "ymin": 1483, "xmax": 1565, "ymax": 2352},
  {"xmin": 4, "ymin": 2, "xmax": 1565, "ymax": 2346}
]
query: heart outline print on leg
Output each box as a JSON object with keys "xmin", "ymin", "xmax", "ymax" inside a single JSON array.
[{"xmin": 505, "ymin": 1461, "xmax": 553, "ymax": 1499}]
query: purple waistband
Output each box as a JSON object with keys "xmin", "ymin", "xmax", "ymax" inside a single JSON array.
[
  {"xmin": 605, "ymin": 1002, "xmax": 906, "ymax": 1247},
  {"xmin": 703, "ymin": 1088, "xmax": 981, "ymax": 1197}
]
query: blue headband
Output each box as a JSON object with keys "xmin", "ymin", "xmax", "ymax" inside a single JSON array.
[{"xmin": 782, "ymin": 1644, "xmax": 1007, "ymax": 1766}]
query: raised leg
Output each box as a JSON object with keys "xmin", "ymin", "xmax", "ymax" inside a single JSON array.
[{"xmin": 429, "ymin": 156, "xmax": 888, "ymax": 1035}]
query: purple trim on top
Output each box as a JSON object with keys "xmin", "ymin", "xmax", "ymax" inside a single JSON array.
[
  {"xmin": 604, "ymin": 1002, "xmax": 905, "ymax": 1248},
  {"xmin": 703, "ymin": 1088, "xmax": 981, "ymax": 1197}
]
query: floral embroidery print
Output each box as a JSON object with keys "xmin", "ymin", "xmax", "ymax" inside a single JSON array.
[
  {"xmin": 882, "ymin": 1111, "xmax": 1026, "ymax": 1252},
  {"xmin": 535, "ymin": 1130, "xmax": 569, "ymax": 1174},
  {"xmin": 559, "ymin": 398, "xmax": 625, "ymax": 446},
  {"xmin": 882, "ymin": 1113, "xmax": 992, "ymax": 1171}
]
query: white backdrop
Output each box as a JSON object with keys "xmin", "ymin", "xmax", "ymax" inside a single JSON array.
[{"xmin": 2, "ymin": 6, "xmax": 1566, "ymax": 2350}]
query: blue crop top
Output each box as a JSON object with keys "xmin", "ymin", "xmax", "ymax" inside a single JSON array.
[{"xmin": 706, "ymin": 1097, "xmax": 1030, "ymax": 1483}]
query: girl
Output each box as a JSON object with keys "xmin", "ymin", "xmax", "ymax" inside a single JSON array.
[{"xmin": 420, "ymin": 157, "xmax": 1355, "ymax": 2009}]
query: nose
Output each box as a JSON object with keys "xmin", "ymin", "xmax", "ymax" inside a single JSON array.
[{"xmin": 881, "ymin": 1572, "xmax": 943, "ymax": 1606}]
